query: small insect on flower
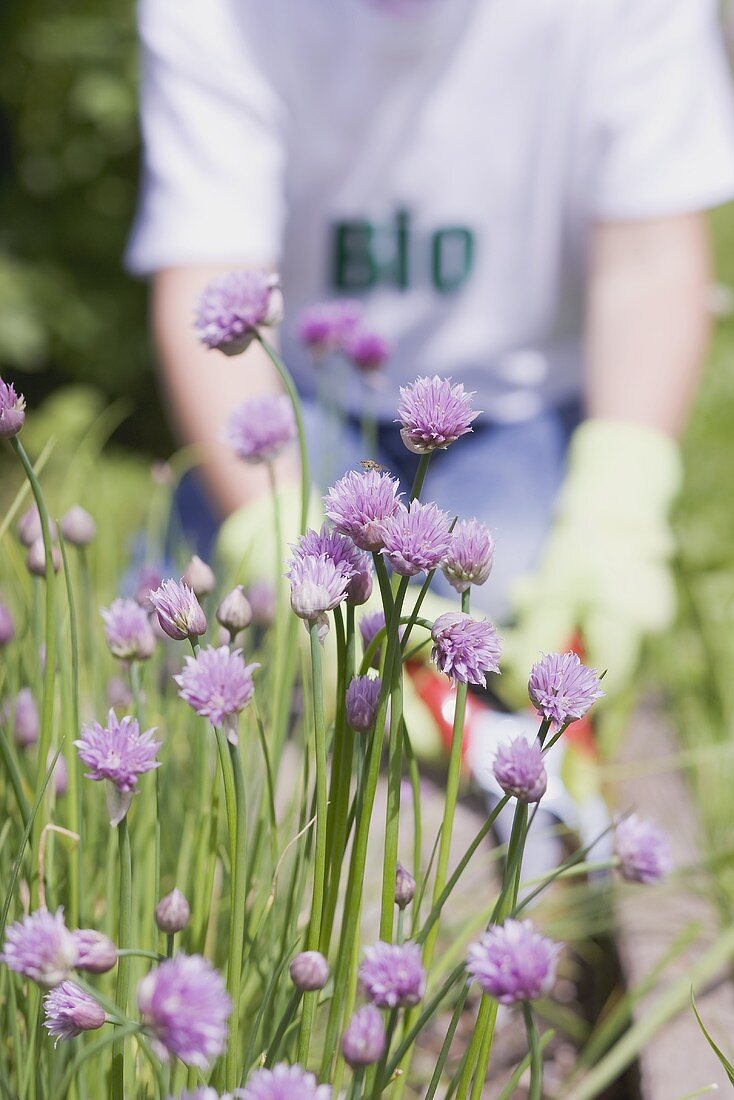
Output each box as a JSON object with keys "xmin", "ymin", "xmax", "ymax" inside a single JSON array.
[
  {"xmin": 397, "ymin": 375, "xmax": 479, "ymax": 454},
  {"xmin": 324, "ymin": 468, "xmax": 403, "ymax": 552},
  {"xmin": 615, "ymin": 814, "xmax": 672, "ymax": 885},
  {"xmin": 195, "ymin": 270, "xmax": 283, "ymax": 355},
  {"xmin": 359, "ymin": 941, "xmax": 426, "ymax": 1009},
  {"xmin": 466, "ymin": 920, "xmax": 561, "ymax": 1006},
  {"xmin": 493, "ymin": 737, "xmax": 547, "ymax": 804},
  {"xmin": 137, "ymin": 954, "xmax": 231, "ymax": 1068},
  {"xmin": 528, "ymin": 651, "xmax": 604, "ymax": 727},
  {"xmin": 149, "ymin": 579, "xmax": 207, "ymax": 642},
  {"xmin": 101, "ymin": 598, "xmax": 156, "ymax": 662},
  {"xmin": 43, "ymin": 981, "xmax": 106, "ymax": 1043},
  {"xmin": 341, "ymin": 1004, "xmax": 386, "ymax": 1068},
  {"xmin": 0, "ymin": 376, "xmax": 26, "ymax": 438},
  {"xmin": 223, "ymin": 393, "xmax": 297, "ymax": 465},
  {"xmin": 379, "ymin": 500, "xmax": 453, "ymax": 577},
  {"xmin": 241, "ymin": 1062, "xmax": 332, "ymax": 1100},
  {"xmin": 1, "ymin": 908, "xmax": 77, "ymax": 987},
  {"xmin": 175, "ymin": 646, "xmax": 258, "ymax": 745},
  {"xmin": 75, "ymin": 710, "xmax": 162, "ymax": 826},
  {"xmin": 431, "ymin": 612, "xmax": 502, "ymax": 686},
  {"xmin": 442, "ymin": 518, "xmax": 495, "ymax": 594}
]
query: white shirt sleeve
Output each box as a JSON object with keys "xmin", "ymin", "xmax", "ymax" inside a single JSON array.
[
  {"xmin": 125, "ymin": 0, "xmax": 286, "ymax": 275},
  {"xmin": 588, "ymin": 0, "xmax": 734, "ymax": 220}
]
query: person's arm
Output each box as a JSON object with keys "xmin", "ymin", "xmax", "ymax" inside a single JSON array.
[
  {"xmin": 585, "ymin": 213, "xmax": 712, "ymax": 435},
  {"xmin": 151, "ymin": 265, "xmax": 297, "ymax": 518}
]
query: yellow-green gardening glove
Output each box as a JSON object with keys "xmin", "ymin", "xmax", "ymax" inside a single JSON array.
[
  {"xmin": 502, "ymin": 419, "xmax": 682, "ymax": 706},
  {"xmin": 216, "ymin": 482, "xmax": 324, "ymax": 592}
]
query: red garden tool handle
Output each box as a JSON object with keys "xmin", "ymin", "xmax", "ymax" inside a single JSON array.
[{"xmin": 407, "ymin": 633, "xmax": 599, "ymax": 764}]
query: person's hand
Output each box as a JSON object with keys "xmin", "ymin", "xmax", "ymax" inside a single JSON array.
[{"xmin": 502, "ymin": 419, "xmax": 682, "ymax": 705}]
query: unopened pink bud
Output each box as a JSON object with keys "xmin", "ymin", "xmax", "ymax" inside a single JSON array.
[{"xmin": 155, "ymin": 889, "xmax": 190, "ymax": 934}]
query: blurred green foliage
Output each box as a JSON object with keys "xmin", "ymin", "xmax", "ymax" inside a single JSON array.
[{"xmin": 0, "ymin": 0, "xmax": 166, "ymax": 449}]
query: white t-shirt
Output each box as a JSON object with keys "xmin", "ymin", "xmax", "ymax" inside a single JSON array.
[{"xmin": 126, "ymin": 0, "xmax": 734, "ymax": 422}]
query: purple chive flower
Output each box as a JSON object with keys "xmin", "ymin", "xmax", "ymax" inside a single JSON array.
[
  {"xmin": 43, "ymin": 981, "xmax": 106, "ymax": 1043},
  {"xmin": 395, "ymin": 863, "xmax": 416, "ymax": 909},
  {"xmin": 137, "ymin": 954, "xmax": 231, "ymax": 1068},
  {"xmin": 101, "ymin": 598, "xmax": 156, "ymax": 662},
  {"xmin": 431, "ymin": 612, "xmax": 502, "ymax": 686},
  {"xmin": 74, "ymin": 710, "xmax": 162, "ymax": 826},
  {"xmin": 359, "ymin": 610, "xmax": 386, "ymax": 669},
  {"xmin": 359, "ymin": 941, "xmax": 426, "ymax": 1009},
  {"xmin": 397, "ymin": 375, "xmax": 479, "ymax": 454},
  {"xmin": 60, "ymin": 506, "xmax": 96, "ymax": 548},
  {"xmin": 0, "ymin": 377, "xmax": 26, "ymax": 438},
  {"xmin": 528, "ymin": 652, "xmax": 604, "ymax": 727},
  {"xmin": 0, "ymin": 599, "xmax": 14, "ymax": 646},
  {"xmin": 442, "ymin": 518, "xmax": 495, "ymax": 594},
  {"xmin": 223, "ymin": 394, "xmax": 297, "ymax": 465},
  {"xmin": 241, "ymin": 1063, "xmax": 332, "ymax": 1100},
  {"xmin": 155, "ymin": 889, "xmax": 191, "ymax": 934},
  {"xmin": 345, "ymin": 675, "xmax": 382, "ymax": 733},
  {"xmin": 342, "ymin": 1004, "xmax": 386, "ymax": 1068},
  {"xmin": 324, "ymin": 469, "xmax": 403, "ymax": 553},
  {"xmin": 289, "ymin": 951, "xmax": 330, "ymax": 992},
  {"xmin": 297, "ymin": 298, "xmax": 363, "ymax": 357},
  {"xmin": 615, "ymin": 814, "xmax": 672, "ymax": 885},
  {"xmin": 195, "ymin": 270, "xmax": 283, "ymax": 355},
  {"xmin": 379, "ymin": 501, "xmax": 453, "ymax": 577},
  {"xmin": 71, "ymin": 930, "xmax": 117, "ymax": 974},
  {"xmin": 17, "ymin": 506, "xmax": 57, "ymax": 548},
  {"xmin": 13, "ymin": 688, "xmax": 39, "ymax": 748},
  {"xmin": 286, "ymin": 553, "xmax": 351, "ymax": 640},
  {"xmin": 174, "ymin": 645, "xmax": 258, "ymax": 745},
  {"xmin": 467, "ymin": 920, "xmax": 561, "ymax": 1005},
  {"xmin": 1, "ymin": 907, "xmax": 77, "ymax": 987},
  {"xmin": 27, "ymin": 538, "xmax": 62, "ymax": 577},
  {"xmin": 493, "ymin": 738, "xmax": 547, "ymax": 803},
  {"xmin": 343, "ymin": 329, "xmax": 391, "ymax": 373},
  {"xmin": 149, "ymin": 580, "xmax": 207, "ymax": 641},
  {"xmin": 134, "ymin": 564, "xmax": 164, "ymax": 611},
  {"xmin": 291, "ymin": 525, "xmax": 373, "ymax": 605}
]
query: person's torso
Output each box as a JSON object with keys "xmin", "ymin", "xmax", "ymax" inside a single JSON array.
[{"xmin": 237, "ymin": 0, "xmax": 602, "ymax": 421}]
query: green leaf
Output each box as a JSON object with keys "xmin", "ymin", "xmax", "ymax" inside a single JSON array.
[{"xmin": 691, "ymin": 989, "xmax": 734, "ymax": 1084}]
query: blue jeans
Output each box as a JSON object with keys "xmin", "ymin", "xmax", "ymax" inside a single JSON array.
[{"xmin": 174, "ymin": 401, "xmax": 581, "ymax": 623}]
